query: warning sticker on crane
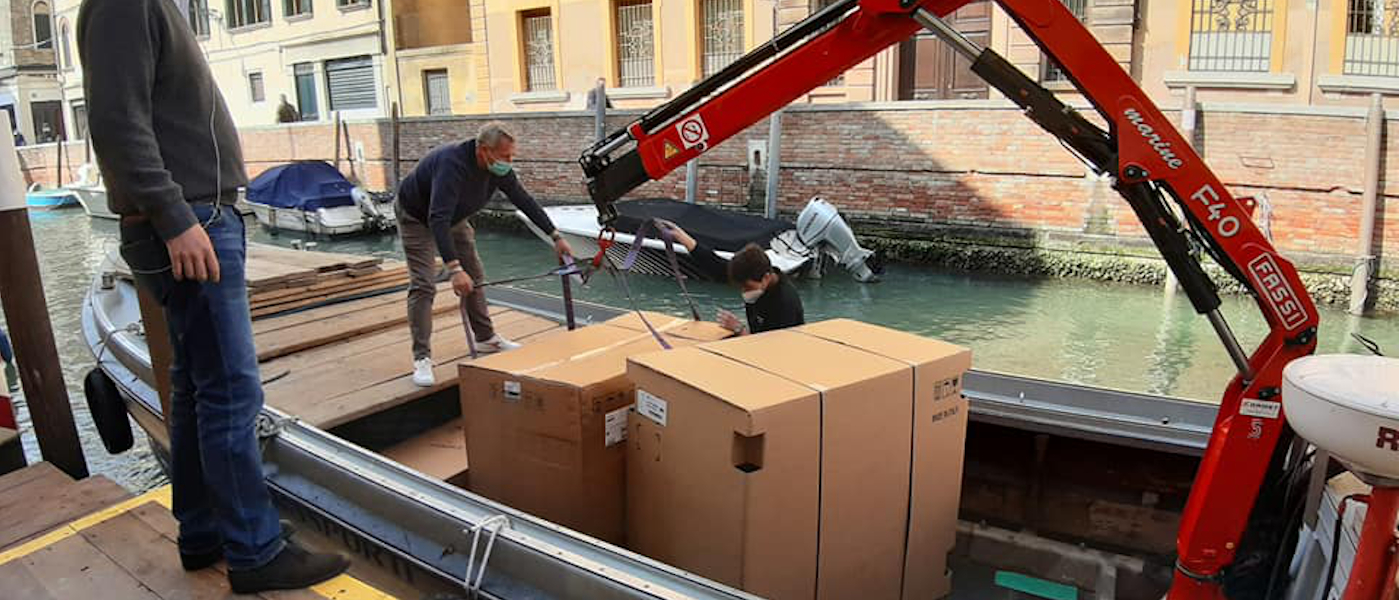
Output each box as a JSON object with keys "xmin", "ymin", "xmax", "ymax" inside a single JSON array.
[
  {"xmin": 676, "ymin": 114, "xmax": 709, "ymax": 150},
  {"xmin": 663, "ymin": 141, "xmax": 680, "ymax": 159}
]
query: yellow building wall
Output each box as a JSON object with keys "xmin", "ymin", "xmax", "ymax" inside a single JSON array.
[{"xmin": 482, "ymin": 0, "xmax": 773, "ymax": 113}]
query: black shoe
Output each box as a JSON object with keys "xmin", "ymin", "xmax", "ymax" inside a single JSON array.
[
  {"xmin": 227, "ymin": 542, "xmax": 350, "ymax": 594},
  {"xmin": 179, "ymin": 519, "xmax": 298, "ymax": 571}
]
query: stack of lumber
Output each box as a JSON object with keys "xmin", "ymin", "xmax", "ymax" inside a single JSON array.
[{"xmin": 246, "ymin": 245, "xmax": 410, "ymax": 318}]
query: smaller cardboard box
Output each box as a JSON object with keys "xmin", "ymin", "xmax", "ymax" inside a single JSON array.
[
  {"xmin": 627, "ymin": 346, "xmax": 822, "ymax": 600},
  {"xmin": 796, "ymin": 320, "xmax": 972, "ymax": 600},
  {"xmin": 459, "ymin": 321, "xmax": 730, "ymax": 544},
  {"xmin": 605, "ymin": 311, "xmax": 733, "ymax": 342},
  {"xmin": 382, "ymin": 418, "xmax": 470, "ymax": 488}
]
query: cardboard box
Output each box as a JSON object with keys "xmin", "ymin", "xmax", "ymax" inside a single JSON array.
[
  {"xmin": 605, "ymin": 311, "xmax": 733, "ymax": 342},
  {"xmin": 626, "ymin": 346, "xmax": 822, "ymax": 600},
  {"xmin": 627, "ymin": 330, "xmax": 916, "ymax": 600},
  {"xmin": 796, "ymin": 320, "xmax": 972, "ymax": 600},
  {"xmin": 458, "ymin": 321, "xmax": 730, "ymax": 544},
  {"xmin": 382, "ymin": 418, "xmax": 470, "ymax": 488}
]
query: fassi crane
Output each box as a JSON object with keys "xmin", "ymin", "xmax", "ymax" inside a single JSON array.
[{"xmin": 579, "ymin": 1, "xmax": 1323, "ymax": 598}]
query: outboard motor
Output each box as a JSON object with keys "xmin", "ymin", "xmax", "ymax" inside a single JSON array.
[
  {"xmin": 352, "ymin": 186, "xmax": 391, "ymax": 230},
  {"xmin": 795, "ymin": 197, "xmax": 883, "ymax": 283}
]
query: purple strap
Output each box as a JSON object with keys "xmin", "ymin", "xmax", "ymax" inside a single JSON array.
[{"xmin": 459, "ymin": 297, "xmax": 478, "ymax": 359}]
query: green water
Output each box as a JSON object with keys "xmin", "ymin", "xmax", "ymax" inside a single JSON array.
[{"xmin": 4, "ymin": 209, "xmax": 1396, "ymax": 491}]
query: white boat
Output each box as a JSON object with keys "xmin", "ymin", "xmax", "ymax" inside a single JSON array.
[
  {"xmin": 244, "ymin": 161, "xmax": 394, "ymax": 236},
  {"xmin": 71, "ymin": 164, "xmax": 115, "ymax": 220},
  {"xmin": 518, "ymin": 197, "xmax": 884, "ymax": 283}
]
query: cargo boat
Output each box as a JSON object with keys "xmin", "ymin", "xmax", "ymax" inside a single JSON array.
[{"xmin": 83, "ymin": 243, "xmax": 1221, "ymax": 599}]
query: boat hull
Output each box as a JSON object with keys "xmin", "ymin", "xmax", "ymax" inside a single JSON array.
[{"xmin": 247, "ymin": 201, "xmax": 394, "ymax": 236}]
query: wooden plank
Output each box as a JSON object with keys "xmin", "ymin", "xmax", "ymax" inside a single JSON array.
[
  {"xmin": 262, "ymin": 310, "xmax": 545, "ymax": 420},
  {"xmin": 78, "ymin": 510, "xmax": 236, "ymax": 600},
  {"xmin": 249, "ymin": 279, "xmax": 413, "ymax": 319},
  {"xmin": 259, "ymin": 301, "xmax": 508, "ymax": 371},
  {"xmin": 247, "ymin": 245, "xmax": 381, "ymax": 272},
  {"xmin": 0, "ymin": 473, "xmax": 130, "ymax": 549},
  {"xmin": 250, "ymin": 267, "xmax": 409, "ymax": 304},
  {"xmin": 9, "ymin": 534, "xmax": 161, "ymax": 600},
  {"xmin": 0, "ymin": 461, "xmax": 66, "ymax": 494},
  {"xmin": 0, "ymin": 556, "xmax": 53, "ymax": 598},
  {"xmin": 125, "ymin": 503, "xmax": 327, "ymax": 600},
  {"xmin": 252, "ymin": 289, "xmax": 410, "ymax": 334},
  {"xmin": 249, "ymin": 271, "xmax": 411, "ymax": 309},
  {"xmin": 255, "ymin": 286, "xmax": 486, "ymax": 362},
  {"xmin": 302, "ymin": 315, "xmax": 561, "ymax": 429}
]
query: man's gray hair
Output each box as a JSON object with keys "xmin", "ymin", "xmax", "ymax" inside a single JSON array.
[{"xmin": 477, "ymin": 122, "xmax": 515, "ymax": 149}]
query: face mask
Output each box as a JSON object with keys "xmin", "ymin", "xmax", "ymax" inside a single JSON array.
[
  {"xmin": 488, "ymin": 160, "xmax": 512, "ymax": 176},
  {"xmin": 741, "ymin": 289, "xmax": 764, "ymax": 304}
]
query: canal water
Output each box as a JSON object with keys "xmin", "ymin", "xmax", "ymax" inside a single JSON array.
[{"xmin": 5, "ymin": 208, "xmax": 1397, "ymax": 492}]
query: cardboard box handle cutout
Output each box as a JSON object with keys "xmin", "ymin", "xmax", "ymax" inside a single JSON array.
[{"xmin": 732, "ymin": 432, "xmax": 765, "ymax": 473}]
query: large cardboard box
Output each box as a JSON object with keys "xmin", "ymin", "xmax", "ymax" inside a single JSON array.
[
  {"xmin": 796, "ymin": 320, "xmax": 972, "ymax": 600},
  {"xmin": 382, "ymin": 418, "xmax": 470, "ymax": 488},
  {"xmin": 627, "ymin": 330, "xmax": 916, "ymax": 600},
  {"xmin": 605, "ymin": 311, "xmax": 733, "ymax": 342},
  {"xmin": 626, "ymin": 346, "xmax": 822, "ymax": 600},
  {"xmin": 458, "ymin": 321, "xmax": 729, "ymax": 544}
]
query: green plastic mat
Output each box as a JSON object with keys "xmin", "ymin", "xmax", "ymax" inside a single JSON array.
[{"xmin": 993, "ymin": 571, "xmax": 1078, "ymax": 600}]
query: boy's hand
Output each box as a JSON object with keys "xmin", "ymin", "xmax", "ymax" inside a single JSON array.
[{"xmin": 657, "ymin": 220, "xmax": 697, "ymax": 252}]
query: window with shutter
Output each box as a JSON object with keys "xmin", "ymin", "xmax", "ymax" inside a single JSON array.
[
  {"xmin": 325, "ymin": 56, "xmax": 378, "ymax": 111},
  {"xmin": 424, "ymin": 70, "xmax": 451, "ymax": 115}
]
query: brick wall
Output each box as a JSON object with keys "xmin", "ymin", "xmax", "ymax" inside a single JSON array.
[{"xmin": 19, "ymin": 103, "xmax": 1396, "ymax": 268}]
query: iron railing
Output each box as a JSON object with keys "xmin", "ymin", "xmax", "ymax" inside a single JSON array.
[
  {"xmin": 616, "ymin": 0, "xmax": 655, "ymax": 88},
  {"xmin": 1187, "ymin": 0, "xmax": 1275, "ymax": 72},
  {"xmin": 524, "ymin": 12, "xmax": 557, "ymax": 92},
  {"xmin": 1345, "ymin": 0, "xmax": 1399, "ymax": 77},
  {"xmin": 701, "ymin": 0, "xmax": 744, "ymax": 78}
]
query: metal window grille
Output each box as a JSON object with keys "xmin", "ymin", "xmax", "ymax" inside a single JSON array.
[
  {"xmin": 616, "ymin": 0, "xmax": 655, "ymax": 88},
  {"xmin": 701, "ymin": 0, "xmax": 743, "ymax": 77},
  {"xmin": 325, "ymin": 56, "xmax": 377, "ymax": 110},
  {"xmin": 285, "ymin": 0, "xmax": 311, "ymax": 17},
  {"xmin": 523, "ymin": 12, "xmax": 556, "ymax": 91},
  {"xmin": 424, "ymin": 70, "xmax": 452, "ymax": 115},
  {"xmin": 811, "ymin": 0, "xmax": 845, "ymax": 85},
  {"xmin": 249, "ymin": 72, "xmax": 265, "ymax": 102},
  {"xmin": 227, "ymin": 0, "xmax": 271, "ymax": 28},
  {"xmin": 1187, "ymin": 0, "xmax": 1275, "ymax": 72},
  {"xmin": 32, "ymin": 1, "xmax": 51, "ymax": 49},
  {"xmin": 337, "ymin": 0, "xmax": 370, "ymax": 7},
  {"xmin": 189, "ymin": 0, "xmax": 210, "ymax": 36},
  {"xmin": 1042, "ymin": 0, "xmax": 1088, "ymax": 82},
  {"xmin": 1345, "ymin": 0, "xmax": 1399, "ymax": 77}
]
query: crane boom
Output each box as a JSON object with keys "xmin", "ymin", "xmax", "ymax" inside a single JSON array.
[{"xmin": 578, "ymin": 1, "xmax": 1321, "ymax": 597}]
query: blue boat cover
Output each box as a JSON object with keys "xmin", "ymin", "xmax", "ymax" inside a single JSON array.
[{"xmin": 246, "ymin": 161, "xmax": 355, "ymax": 211}]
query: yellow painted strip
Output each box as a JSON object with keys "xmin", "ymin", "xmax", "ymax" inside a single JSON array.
[
  {"xmin": 0, "ymin": 486, "xmax": 174, "ymax": 565},
  {"xmin": 1, "ymin": 483, "xmax": 394, "ymax": 598},
  {"xmin": 311, "ymin": 574, "xmax": 400, "ymax": 600}
]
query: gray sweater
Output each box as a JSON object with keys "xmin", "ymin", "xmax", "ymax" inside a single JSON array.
[{"xmin": 78, "ymin": 0, "xmax": 247, "ymax": 240}]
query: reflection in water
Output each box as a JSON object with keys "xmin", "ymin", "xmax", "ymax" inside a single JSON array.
[{"xmin": 5, "ymin": 209, "xmax": 1397, "ymax": 492}]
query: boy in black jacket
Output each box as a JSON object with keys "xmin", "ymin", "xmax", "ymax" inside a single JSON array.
[{"xmin": 659, "ymin": 221, "xmax": 805, "ymax": 335}]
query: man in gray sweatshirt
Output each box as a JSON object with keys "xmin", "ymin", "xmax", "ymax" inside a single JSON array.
[{"xmin": 78, "ymin": 0, "xmax": 347, "ymax": 592}]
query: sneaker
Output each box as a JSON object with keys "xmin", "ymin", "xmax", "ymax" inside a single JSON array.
[
  {"xmin": 228, "ymin": 542, "xmax": 350, "ymax": 594},
  {"xmin": 412, "ymin": 357, "xmax": 435, "ymax": 387},
  {"xmin": 476, "ymin": 334, "xmax": 521, "ymax": 353},
  {"xmin": 180, "ymin": 519, "xmax": 298, "ymax": 571}
]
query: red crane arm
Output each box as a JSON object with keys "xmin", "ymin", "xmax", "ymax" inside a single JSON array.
[{"xmin": 578, "ymin": 1, "xmax": 1321, "ymax": 597}]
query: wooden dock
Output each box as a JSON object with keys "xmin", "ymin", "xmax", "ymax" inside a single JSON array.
[
  {"xmin": 243, "ymin": 244, "xmax": 563, "ymax": 429},
  {"xmin": 0, "ymin": 463, "xmax": 396, "ymax": 599}
]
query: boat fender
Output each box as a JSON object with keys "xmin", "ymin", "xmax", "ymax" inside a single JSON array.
[{"xmin": 84, "ymin": 369, "xmax": 134, "ymax": 454}]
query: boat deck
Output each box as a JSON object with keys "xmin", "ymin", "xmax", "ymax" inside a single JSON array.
[
  {"xmin": 235, "ymin": 245, "xmax": 563, "ymax": 429},
  {"xmin": 0, "ymin": 463, "xmax": 395, "ymax": 599}
]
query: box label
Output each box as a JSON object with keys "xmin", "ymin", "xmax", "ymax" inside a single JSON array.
[
  {"xmin": 637, "ymin": 389, "xmax": 668, "ymax": 427},
  {"xmin": 605, "ymin": 405, "xmax": 631, "ymax": 446},
  {"xmin": 935, "ymin": 377, "xmax": 961, "ymax": 400},
  {"xmin": 1240, "ymin": 399, "xmax": 1281, "ymax": 420},
  {"xmin": 503, "ymin": 381, "xmax": 521, "ymax": 401}
]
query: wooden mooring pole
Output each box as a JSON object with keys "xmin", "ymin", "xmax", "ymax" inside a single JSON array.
[{"xmin": 0, "ymin": 114, "xmax": 88, "ymax": 479}]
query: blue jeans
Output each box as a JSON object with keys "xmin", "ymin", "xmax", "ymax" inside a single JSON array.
[{"xmin": 120, "ymin": 204, "xmax": 284, "ymax": 570}]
